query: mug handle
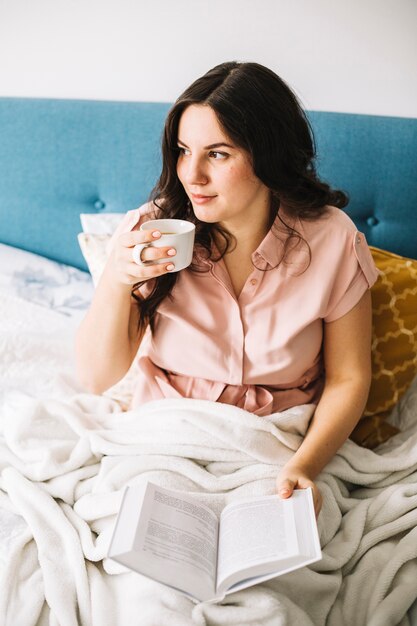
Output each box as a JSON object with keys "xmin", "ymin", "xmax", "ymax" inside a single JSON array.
[{"xmin": 132, "ymin": 243, "xmax": 152, "ymax": 266}]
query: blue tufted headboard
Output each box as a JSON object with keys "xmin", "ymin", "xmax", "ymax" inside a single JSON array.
[{"xmin": 0, "ymin": 97, "xmax": 416, "ymax": 270}]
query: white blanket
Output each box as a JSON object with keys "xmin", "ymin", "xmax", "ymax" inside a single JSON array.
[{"xmin": 1, "ymin": 290, "xmax": 417, "ymax": 626}]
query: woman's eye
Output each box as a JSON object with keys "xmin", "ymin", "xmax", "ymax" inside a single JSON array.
[
  {"xmin": 177, "ymin": 147, "xmax": 228, "ymax": 160},
  {"xmin": 209, "ymin": 151, "xmax": 228, "ymax": 160}
]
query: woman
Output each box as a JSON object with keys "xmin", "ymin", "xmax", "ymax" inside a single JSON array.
[{"xmin": 75, "ymin": 61, "xmax": 378, "ymax": 516}]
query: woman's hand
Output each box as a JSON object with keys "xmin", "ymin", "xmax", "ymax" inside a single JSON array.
[
  {"xmin": 106, "ymin": 229, "xmax": 177, "ymax": 287},
  {"xmin": 276, "ymin": 464, "xmax": 322, "ymax": 518}
]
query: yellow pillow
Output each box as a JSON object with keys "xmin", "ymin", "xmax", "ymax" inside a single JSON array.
[{"xmin": 351, "ymin": 246, "xmax": 417, "ymax": 448}]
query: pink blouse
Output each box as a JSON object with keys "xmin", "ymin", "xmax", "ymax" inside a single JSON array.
[{"xmin": 108, "ymin": 203, "xmax": 379, "ymax": 416}]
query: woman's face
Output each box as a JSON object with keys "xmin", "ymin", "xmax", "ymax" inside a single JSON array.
[{"xmin": 176, "ymin": 105, "xmax": 270, "ymax": 229}]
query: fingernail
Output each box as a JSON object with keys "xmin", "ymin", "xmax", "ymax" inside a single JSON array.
[
  {"xmin": 152, "ymin": 231, "xmax": 161, "ymax": 238},
  {"xmin": 280, "ymin": 489, "xmax": 290, "ymax": 496},
  {"xmin": 166, "ymin": 263, "xmax": 175, "ymax": 271},
  {"xmin": 167, "ymin": 248, "xmax": 176, "ymax": 256}
]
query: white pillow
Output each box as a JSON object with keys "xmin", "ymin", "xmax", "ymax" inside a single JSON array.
[
  {"xmin": 77, "ymin": 212, "xmax": 149, "ymax": 409},
  {"xmin": 77, "ymin": 233, "xmax": 110, "ymax": 287},
  {"xmin": 78, "ymin": 213, "xmax": 125, "ymax": 286},
  {"xmin": 80, "ymin": 212, "xmax": 124, "ymax": 235}
]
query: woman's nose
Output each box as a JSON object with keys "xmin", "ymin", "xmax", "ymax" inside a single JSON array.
[{"xmin": 184, "ymin": 156, "xmax": 209, "ymax": 185}]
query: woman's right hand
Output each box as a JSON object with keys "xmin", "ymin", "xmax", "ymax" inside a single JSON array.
[{"xmin": 106, "ymin": 229, "xmax": 176, "ymax": 286}]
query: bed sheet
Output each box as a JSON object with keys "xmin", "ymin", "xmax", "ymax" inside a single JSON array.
[
  {"xmin": 0, "ymin": 243, "xmax": 94, "ymax": 325},
  {"xmin": 1, "ymin": 248, "xmax": 417, "ymax": 625},
  {"xmin": 0, "ymin": 243, "xmax": 94, "ymax": 404}
]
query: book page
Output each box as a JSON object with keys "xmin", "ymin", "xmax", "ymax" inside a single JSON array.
[
  {"xmin": 131, "ymin": 483, "xmax": 219, "ymax": 601},
  {"xmin": 216, "ymin": 494, "xmax": 299, "ymax": 591}
]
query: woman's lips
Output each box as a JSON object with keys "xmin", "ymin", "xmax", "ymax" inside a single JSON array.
[{"xmin": 190, "ymin": 193, "xmax": 216, "ymax": 204}]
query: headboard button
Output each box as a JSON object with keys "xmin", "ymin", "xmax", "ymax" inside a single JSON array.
[
  {"xmin": 94, "ymin": 200, "xmax": 106, "ymax": 210},
  {"xmin": 366, "ymin": 216, "xmax": 379, "ymax": 227}
]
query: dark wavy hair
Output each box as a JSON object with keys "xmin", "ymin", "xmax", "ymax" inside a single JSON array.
[{"xmin": 133, "ymin": 61, "xmax": 348, "ymax": 332}]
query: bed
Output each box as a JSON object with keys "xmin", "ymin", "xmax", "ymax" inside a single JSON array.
[{"xmin": 1, "ymin": 96, "xmax": 417, "ymax": 626}]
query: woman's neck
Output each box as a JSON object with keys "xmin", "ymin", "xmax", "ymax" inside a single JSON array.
[{"xmin": 216, "ymin": 210, "xmax": 274, "ymax": 257}]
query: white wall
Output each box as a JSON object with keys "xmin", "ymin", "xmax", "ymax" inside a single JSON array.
[{"xmin": 0, "ymin": 0, "xmax": 416, "ymax": 117}]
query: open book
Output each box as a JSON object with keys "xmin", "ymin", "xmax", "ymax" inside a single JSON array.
[{"xmin": 107, "ymin": 481, "xmax": 322, "ymax": 603}]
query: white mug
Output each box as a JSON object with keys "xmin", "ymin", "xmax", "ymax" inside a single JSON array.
[{"xmin": 132, "ymin": 219, "xmax": 196, "ymax": 272}]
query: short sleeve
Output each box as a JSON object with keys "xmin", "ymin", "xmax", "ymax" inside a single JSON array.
[
  {"xmin": 106, "ymin": 202, "xmax": 157, "ymax": 299},
  {"xmin": 324, "ymin": 231, "xmax": 380, "ymax": 323}
]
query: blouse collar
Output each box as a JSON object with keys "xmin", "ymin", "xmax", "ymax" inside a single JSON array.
[{"xmin": 195, "ymin": 210, "xmax": 302, "ymax": 269}]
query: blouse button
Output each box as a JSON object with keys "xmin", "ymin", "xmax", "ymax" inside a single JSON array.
[
  {"xmin": 250, "ymin": 279, "xmax": 257, "ymax": 286},
  {"xmin": 356, "ymin": 235, "xmax": 361, "ymax": 244}
]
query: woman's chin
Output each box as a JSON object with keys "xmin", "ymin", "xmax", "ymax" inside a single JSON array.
[{"xmin": 191, "ymin": 207, "xmax": 220, "ymax": 223}]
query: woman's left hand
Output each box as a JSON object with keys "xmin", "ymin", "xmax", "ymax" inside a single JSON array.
[{"xmin": 275, "ymin": 464, "xmax": 322, "ymax": 518}]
